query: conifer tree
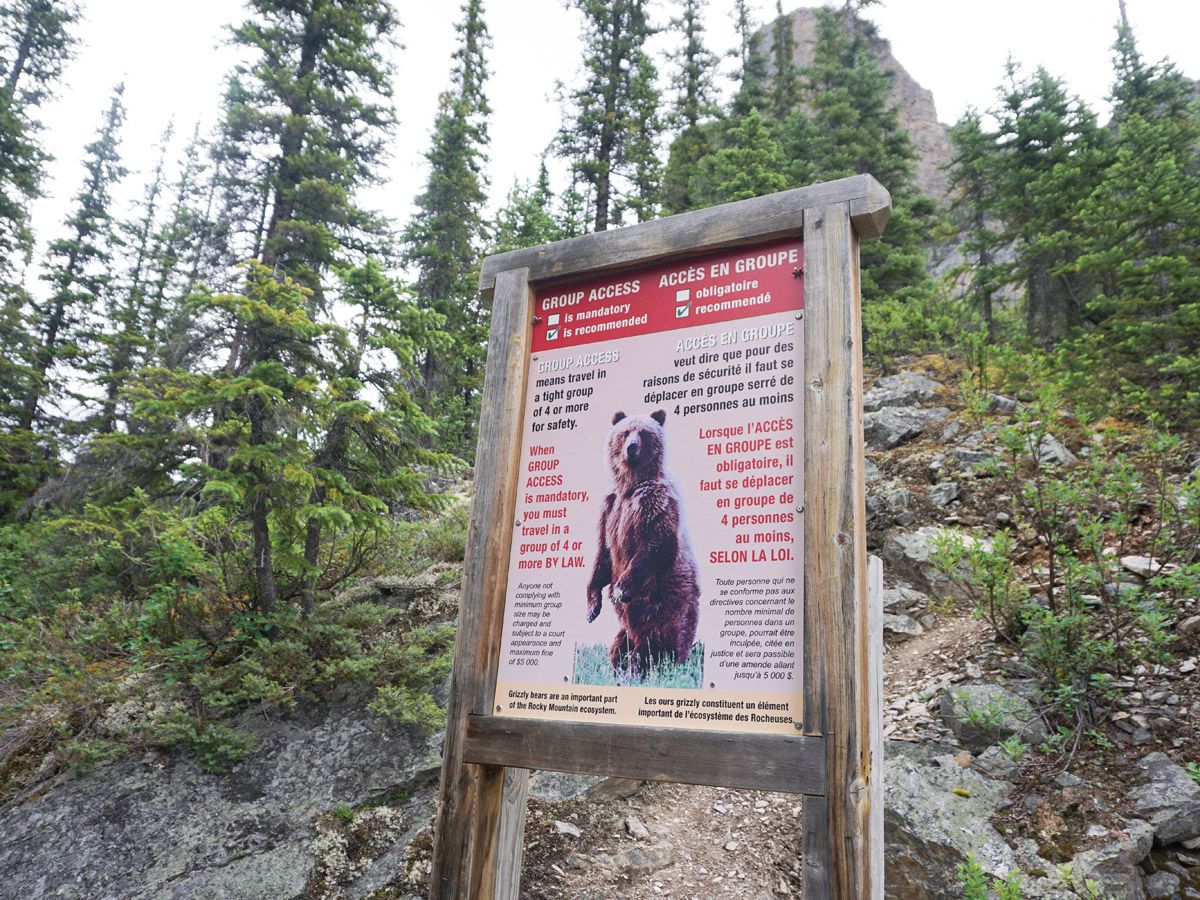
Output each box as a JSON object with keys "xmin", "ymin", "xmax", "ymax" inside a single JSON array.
[
  {"xmin": 557, "ymin": 0, "xmax": 661, "ymax": 232},
  {"xmin": 403, "ymin": 0, "xmax": 492, "ymax": 455},
  {"xmin": 729, "ymin": 0, "xmax": 768, "ymax": 117},
  {"xmin": 491, "ymin": 161, "xmax": 567, "ymax": 254},
  {"xmin": 205, "ymin": 0, "xmax": 401, "ymax": 611},
  {"xmin": 946, "ymin": 110, "xmax": 1005, "ymax": 341},
  {"xmin": 1069, "ymin": 22, "xmax": 1200, "ymax": 414},
  {"xmin": 991, "ymin": 62, "xmax": 1107, "ymax": 342},
  {"xmin": 661, "ymin": 0, "xmax": 719, "ymax": 215},
  {"xmin": 0, "ymin": 0, "xmax": 79, "ymax": 279},
  {"xmin": 769, "ymin": 0, "xmax": 800, "ymax": 121},
  {"xmin": 688, "ymin": 109, "xmax": 790, "ymax": 207},
  {"xmin": 802, "ymin": 7, "xmax": 935, "ymax": 312},
  {"xmin": 20, "ymin": 85, "xmax": 126, "ymax": 435}
]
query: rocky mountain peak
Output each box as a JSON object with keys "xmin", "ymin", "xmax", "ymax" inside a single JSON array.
[{"xmin": 763, "ymin": 6, "xmax": 954, "ymax": 198}]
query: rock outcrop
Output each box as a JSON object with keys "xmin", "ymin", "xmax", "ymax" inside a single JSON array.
[
  {"xmin": 763, "ymin": 7, "xmax": 953, "ymax": 198},
  {"xmin": 0, "ymin": 690, "xmax": 440, "ymax": 899}
]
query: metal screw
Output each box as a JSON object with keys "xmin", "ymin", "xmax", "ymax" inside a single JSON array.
[
  {"xmin": 793, "ymin": 721, "xmax": 803, "ymax": 730},
  {"xmin": 792, "ymin": 266, "xmax": 804, "ymax": 277},
  {"xmin": 795, "ymin": 311, "xmax": 804, "ymax": 320},
  {"xmin": 533, "ymin": 315, "xmax": 543, "ymax": 325},
  {"xmin": 515, "ymin": 520, "xmax": 522, "ymax": 528},
  {"xmin": 797, "ymin": 505, "xmax": 805, "ymax": 513},
  {"xmin": 563, "ymin": 676, "xmax": 569, "ymax": 682},
  {"xmin": 496, "ymin": 705, "xmax": 502, "ymax": 712}
]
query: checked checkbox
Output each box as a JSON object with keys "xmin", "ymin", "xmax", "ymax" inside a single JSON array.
[
  {"xmin": 546, "ymin": 327, "xmax": 560, "ymax": 340},
  {"xmin": 675, "ymin": 303, "xmax": 690, "ymax": 318}
]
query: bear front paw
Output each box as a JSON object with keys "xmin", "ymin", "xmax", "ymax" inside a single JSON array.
[
  {"xmin": 611, "ymin": 584, "xmax": 626, "ymax": 605},
  {"xmin": 586, "ymin": 591, "xmax": 602, "ymax": 623}
]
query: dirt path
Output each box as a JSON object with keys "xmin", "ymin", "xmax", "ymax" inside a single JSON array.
[{"xmin": 518, "ymin": 611, "xmax": 986, "ymax": 898}]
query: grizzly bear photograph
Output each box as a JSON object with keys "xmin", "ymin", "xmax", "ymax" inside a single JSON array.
[{"xmin": 584, "ymin": 408, "xmax": 701, "ymax": 682}]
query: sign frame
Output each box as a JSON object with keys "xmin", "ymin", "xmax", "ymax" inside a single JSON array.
[{"xmin": 430, "ymin": 174, "xmax": 891, "ymax": 899}]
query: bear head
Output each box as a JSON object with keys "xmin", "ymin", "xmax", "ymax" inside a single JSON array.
[{"xmin": 606, "ymin": 409, "xmax": 668, "ymax": 483}]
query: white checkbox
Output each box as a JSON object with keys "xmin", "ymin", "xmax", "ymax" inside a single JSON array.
[
  {"xmin": 547, "ymin": 313, "xmax": 560, "ymax": 326},
  {"xmin": 675, "ymin": 288, "xmax": 690, "ymax": 303}
]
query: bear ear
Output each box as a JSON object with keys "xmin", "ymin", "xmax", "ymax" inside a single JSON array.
[
  {"xmin": 611, "ymin": 411, "xmax": 627, "ymax": 425},
  {"xmin": 650, "ymin": 409, "xmax": 667, "ymax": 426}
]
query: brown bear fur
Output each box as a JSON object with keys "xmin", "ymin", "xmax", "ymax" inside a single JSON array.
[{"xmin": 586, "ymin": 409, "xmax": 700, "ymax": 679}]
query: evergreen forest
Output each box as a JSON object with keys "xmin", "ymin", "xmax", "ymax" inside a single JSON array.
[{"xmin": 1, "ymin": 0, "xmax": 1199, "ymax": 860}]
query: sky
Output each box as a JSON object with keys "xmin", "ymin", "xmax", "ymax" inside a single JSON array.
[{"xmin": 25, "ymin": 0, "xmax": 1200, "ymax": 272}]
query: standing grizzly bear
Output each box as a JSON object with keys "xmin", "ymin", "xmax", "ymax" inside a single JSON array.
[{"xmin": 586, "ymin": 409, "xmax": 700, "ymax": 679}]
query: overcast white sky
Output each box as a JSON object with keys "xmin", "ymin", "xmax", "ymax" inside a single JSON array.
[{"xmin": 26, "ymin": 0, "xmax": 1200, "ymax": 267}]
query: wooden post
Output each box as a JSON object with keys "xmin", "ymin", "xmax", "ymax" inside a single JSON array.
[
  {"xmin": 801, "ymin": 203, "xmax": 883, "ymax": 899},
  {"xmin": 430, "ymin": 267, "xmax": 533, "ymax": 900}
]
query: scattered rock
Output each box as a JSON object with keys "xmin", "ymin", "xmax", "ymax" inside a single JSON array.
[
  {"xmin": 528, "ymin": 772, "xmax": 640, "ymax": 803},
  {"xmin": 865, "ymin": 458, "xmax": 884, "ymax": 482},
  {"xmin": 1121, "ymin": 556, "xmax": 1176, "ymax": 578},
  {"xmin": 929, "ymin": 481, "xmax": 960, "ymax": 506},
  {"xmin": 1144, "ymin": 870, "xmax": 1181, "ymax": 898},
  {"xmin": 953, "ymin": 448, "xmax": 995, "ymax": 472},
  {"xmin": 624, "ymin": 816, "xmax": 650, "ymax": 840},
  {"xmin": 988, "ymin": 394, "xmax": 1019, "ymax": 413},
  {"xmin": 1055, "ymin": 772, "xmax": 1086, "ymax": 789},
  {"xmin": 1132, "ymin": 753, "xmax": 1200, "ymax": 846},
  {"xmin": 882, "ymin": 526, "xmax": 986, "ymax": 599},
  {"xmin": 555, "ymin": 820, "xmax": 583, "ymax": 838},
  {"xmin": 1176, "ymin": 616, "xmax": 1200, "ymax": 636},
  {"xmin": 867, "ymin": 483, "xmax": 914, "ymax": 525},
  {"xmin": 863, "ymin": 371, "xmax": 943, "ymax": 411},
  {"xmin": 883, "ymin": 585, "xmax": 928, "ymax": 612},
  {"xmin": 1034, "ymin": 434, "xmax": 1078, "ymax": 466},
  {"xmin": 884, "ymin": 613, "xmax": 925, "ymax": 639},
  {"xmin": 940, "ymin": 683, "xmax": 1047, "ymax": 753},
  {"xmin": 1067, "ymin": 820, "xmax": 1155, "ymax": 900},
  {"xmin": 864, "ymin": 406, "xmax": 952, "ymax": 450},
  {"xmin": 613, "ymin": 843, "xmax": 673, "ymax": 876}
]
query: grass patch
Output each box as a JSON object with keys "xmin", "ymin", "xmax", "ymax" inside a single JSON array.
[{"xmin": 573, "ymin": 642, "xmax": 704, "ymax": 689}]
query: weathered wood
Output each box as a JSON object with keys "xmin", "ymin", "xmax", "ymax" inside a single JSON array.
[
  {"xmin": 802, "ymin": 794, "xmax": 832, "ymax": 899},
  {"xmin": 867, "ymin": 555, "xmax": 884, "ymax": 893},
  {"xmin": 801, "ymin": 203, "xmax": 879, "ymax": 899},
  {"xmin": 430, "ymin": 267, "xmax": 533, "ymax": 900},
  {"xmin": 493, "ymin": 768, "xmax": 530, "ymax": 899},
  {"xmin": 464, "ymin": 716, "xmax": 828, "ymax": 795},
  {"xmin": 478, "ymin": 174, "xmax": 889, "ymax": 296}
]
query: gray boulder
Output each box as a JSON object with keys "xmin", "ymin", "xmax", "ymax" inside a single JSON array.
[
  {"xmin": 884, "ymin": 749, "xmax": 1026, "ymax": 899},
  {"xmin": 882, "ymin": 585, "xmax": 927, "ymax": 612},
  {"xmin": 1035, "ymin": 434, "xmax": 1078, "ymax": 466},
  {"xmin": 940, "ymin": 683, "xmax": 1047, "ymax": 753},
  {"xmin": 929, "ymin": 481, "xmax": 960, "ymax": 506},
  {"xmin": 882, "ymin": 526, "xmax": 986, "ymax": 600},
  {"xmin": 883, "ymin": 612, "xmax": 924, "ymax": 639},
  {"xmin": 864, "ymin": 406, "xmax": 952, "ymax": 450},
  {"xmin": 0, "ymin": 692, "xmax": 441, "ymax": 899},
  {"xmin": 863, "ymin": 371, "xmax": 943, "ymax": 411},
  {"xmin": 1132, "ymin": 752, "xmax": 1200, "ymax": 846},
  {"xmin": 1066, "ymin": 820, "xmax": 1154, "ymax": 900},
  {"xmin": 866, "ymin": 483, "xmax": 914, "ymax": 525},
  {"xmin": 1143, "ymin": 870, "xmax": 1179, "ymax": 899}
]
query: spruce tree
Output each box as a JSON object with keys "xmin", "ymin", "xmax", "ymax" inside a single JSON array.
[
  {"xmin": 21, "ymin": 84, "xmax": 126, "ymax": 435},
  {"xmin": 491, "ymin": 162, "xmax": 567, "ymax": 254},
  {"xmin": 1069, "ymin": 23, "xmax": 1200, "ymax": 415},
  {"xmin": 556, "ymin": 0, "xmax": 661, "ymax": 232},
  {"xmin": 991, "ymin": 62, "xmax": 1108, "ymax": 342},
  {"xmin": 197, "ymin": 0, "xmax": 401, "ymax": 612},
  {"xmin": 769, "ymin": 0, "xmax": 800, "ymax": 121},
  {"xmin": 661, "ymin": 0, "xmax": 719, "ymax": 215},
  {"xmin": 688, "ymin": 109, "xmax": 790, "ymax": 207},
  {"xmin": 802, "ymin": 8, "xmax": 935, "ymax": 319},
  {"xmin": 946, "ymin": 110, "xmax": 1005, "ymax": 341},
  {"xmin": 403, "ymin": 0, "xmax": 491, "ymax": 456},
  {"xmin": 729, "ymin": 0, "xmax": 768, "ymax": 117},
  {"xmin": 0, "ymin": 0, "xmax": 79, "ymax": 279}
]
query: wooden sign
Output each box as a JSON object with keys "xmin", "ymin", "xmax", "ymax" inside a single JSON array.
[{"xmin": 431, "ymin": 175, "xmax": 890, "ymax": 899}]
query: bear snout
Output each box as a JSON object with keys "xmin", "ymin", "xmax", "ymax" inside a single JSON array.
[{"xmin": 624, "ymin": 437, "xmax": 640, "ymax": 464}]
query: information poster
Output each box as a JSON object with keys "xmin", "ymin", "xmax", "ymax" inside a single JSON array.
[{"xmin": 494, "ymin": 239, "xmax": 805, "ymax": 735}]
